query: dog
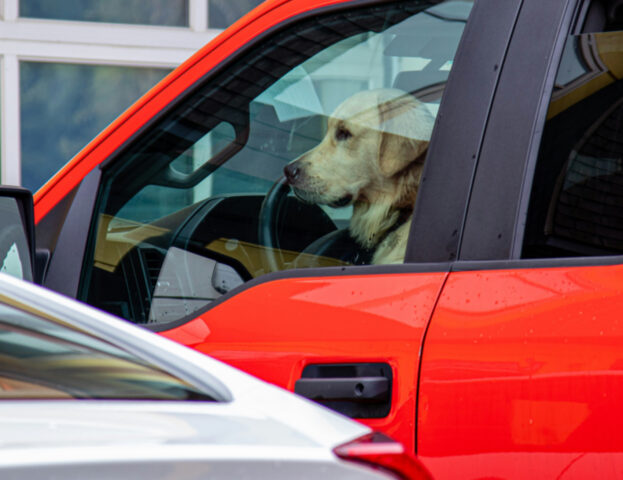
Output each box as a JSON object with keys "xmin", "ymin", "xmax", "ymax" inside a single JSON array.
[{"xmin": 283, "ymin": 88, "xmax": 434, "ymax": 264}]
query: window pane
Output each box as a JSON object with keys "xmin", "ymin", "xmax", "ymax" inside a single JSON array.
[
  {"xmin": 20, "ymin": 0, "xmax": 188, "ymax": 27},
  {"xmin": 0, "ymin": 302, "xmax": 216, "ymax": 400},
  {"xmin": 208, "ymin": 0, "xmax": 264, "ymax": 29},
  {"xmin": 0, "ymin": 197, "xmax": 33, "ymax": 282},
  {"xmin": 524, "ymin": 22, "xmax": 623, "ymax": 258},
  {"xmin": 82, "ymin": 1, "xmax": 472, "ymax": 325},
  {"xmin": 20, "ymin": 62, "xmax": 170, "ymax": 192}
]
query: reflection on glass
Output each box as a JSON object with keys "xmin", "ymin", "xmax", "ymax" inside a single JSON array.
[
  {"xmin": 83, "ymin": 1, "xmax": 473, "ymax": 325},
  {"xmin": 0, "ymin": 198, "xmax": 31, "ymax": 281},
  {"xmin": 208, "ymin": 0, "xmax": 264, "ymax": 29},
  {"xmin": 554, "ymin": 36, "xmax": 591, "ymax": 88},
  {"xmin": 0, "ymin": 302, "xmax": 216, "ymax": 400},
  {"xmin": 19, "ymin": 0, "xmax": 188, "ymax": 26},
  {"xmin": 20, "ymin": 62, "xmax": 170, "ymax": 192}
]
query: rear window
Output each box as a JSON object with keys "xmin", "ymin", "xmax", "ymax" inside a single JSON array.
[{"xmin": 0, "ymin": 302, "xmax": 217, "ymax": 400}]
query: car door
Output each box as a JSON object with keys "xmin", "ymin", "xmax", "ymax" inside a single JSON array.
[
  {"xmin": 419, "ymin": 0, "xmax": 623, "ymax": 478},
  {"xmin": 34, "ymin": 0, "xmax": 518, "ymax": 452}
]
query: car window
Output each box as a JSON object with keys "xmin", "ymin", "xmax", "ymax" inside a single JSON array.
[
  {"xmin": 81, "ymin": 0, "xmax": 473, "ymax": 325},
  {"xmin": 0, "ymin": 197, "xmax": 32, "ymax": 282},
  {"xmin": 0, "ymin": 301, "xmax": 217, "ymax": 400},
  {"xmin": 523, "ymin": 7, "xmax": 623, "ymax": 258}
]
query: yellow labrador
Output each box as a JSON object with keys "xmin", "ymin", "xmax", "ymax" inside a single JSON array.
[{"xmin": 284, "ymin": 88, "xmax": 434, "ymax": 264}]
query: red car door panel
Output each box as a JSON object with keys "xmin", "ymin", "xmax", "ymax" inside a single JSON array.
[
  {"xmin": 418, "ymin": 264, "xmax": 623, "ymax": 479},
  {"xmin": 161, "ymin": 271, "xmax": 448, "ymax": 452}
]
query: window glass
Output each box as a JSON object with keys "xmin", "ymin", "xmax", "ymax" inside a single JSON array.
[
  {"xmin": 82, "ymin": 1, "xmax": 473, "ymax": 325},
  {"xmin": 208, "ymin": 0, "xmax": 264, "ymax": 29},
  {"xmin": 20, "ymin": 62, "xmax": 170, "ymax": 192},
  {"xmin": 523, "ymin": 16, "xmax": 623, "ymax": 258},
  {"xmin": 19, "ymin": 0, "xmax": 188, "ymax": 27},
  {"xmin": 0, "ymin": 198, "xmax": 32, "ymax": 282},
  {"xmin": 0, "ymin": 301, "xmax": 216, "ymax": 400}
]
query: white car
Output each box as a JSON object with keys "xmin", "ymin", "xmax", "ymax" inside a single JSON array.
[{"xmin": 0, "ymin": 272, "xmax": 430, "ymax": 480}]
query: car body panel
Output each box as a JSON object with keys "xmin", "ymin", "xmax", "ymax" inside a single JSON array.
[
  {"xmin": 31, "ymin": 0, "xmax": 623, "ymax": 477},
  {"xmin": 161, "ymin": 270, "xmax": 449, "ymax": 453},
  {"xmin": 0, "ymin": 272, "xmax": 412, "ymax": 480},
  {"xmin": 418, "ymin": 263, "xmax": 623, "ymax": 479}
]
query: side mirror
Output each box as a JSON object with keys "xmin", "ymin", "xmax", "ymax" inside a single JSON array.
[{"xmin": 0, "ymin": 186, "xmax": 35, "ymax": 282}]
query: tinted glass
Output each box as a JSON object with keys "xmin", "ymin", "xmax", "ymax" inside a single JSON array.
[
  {"xmin": 20, "ymin": 0, "xmax": 188, "ymax": 26},
  {"xmin": 208, "ymin": 0, "xmax": 264, "ymax": 29},
  {"xmin": 82, "ymin": 1, "xmax": 473, "ymax": 325},
  {"xmin": 20, "ymin": 62, "xmax": 170, "ymax": 192},
  {"xmin": 0, "ymin": 301, "xmax": 216, "ymax": 400},
  {"xmin": 523, "ymin": 17, "xmax": 623, "ymax": 258}
]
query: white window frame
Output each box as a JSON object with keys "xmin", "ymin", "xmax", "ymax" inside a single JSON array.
[{"xmin": 0, "ymin": 0, "xmax": 222, "ymax": 186}]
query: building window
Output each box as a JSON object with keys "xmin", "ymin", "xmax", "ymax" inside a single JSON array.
[
  {"xmin": 19, "ymin": 0, "xmax": 189, "ymax": 27},
  {"xmin": 208, "ymin": 0, "xmax": 264, "ymax": 29},
  {"xmin": 1, "ymin": 0, "xmax": 261, "ymax": 188},
  {"xmin": 20, "ymin": 62, "xmax": 170, "ymax": 191}
]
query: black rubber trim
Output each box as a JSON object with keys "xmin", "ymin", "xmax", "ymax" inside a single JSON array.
[
  {"xmin": 452, "ymin": 255, "xmax": 623, "ymax": 272},
  {"xmin": 405, "ymin": 0, "xmax": 523, "ymax": 263},
  {"xmin": 43, "ymin": 169, "xmax": 101, "ymax": 298},
  {"xmin": 98, "ymin": 0, "xmax": 425, "ymax": 172},
  {"xmin": 459, "ymin": 0, "xmax": 579, "ymax": 261},
  {"xmin": 143, "ymin": 261, "xmax": 451, "ymax": 332}
]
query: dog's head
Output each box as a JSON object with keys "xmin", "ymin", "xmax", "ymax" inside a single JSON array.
[{"xmin": 284, "ymin": 88, "xmax": 434, "ymax": 207}]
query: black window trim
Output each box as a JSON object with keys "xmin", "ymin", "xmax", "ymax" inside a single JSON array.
[
  {"xmin": 406, "ymin": 0, "xmax": 523, "ymax": 263},
  {"xmin": 458, "ymin": 0, "xmax": 582, "ymax": 263},
  {"xmin": 452, "ymin": 253, "xmax": 623, "ymax": 272},
  {"xmin": 43, "ymin": 168, "xmax": 102, "ymax": 299}
]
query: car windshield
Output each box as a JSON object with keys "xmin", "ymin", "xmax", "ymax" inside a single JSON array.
[{"xmin": 0, "ymin": 302, "xmax": 217, "ymax": 400}]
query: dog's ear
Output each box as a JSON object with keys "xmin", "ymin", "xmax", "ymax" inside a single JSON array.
[{"xmin": 377, "ymin": 93, "xmax": 433, "ymax": 177}]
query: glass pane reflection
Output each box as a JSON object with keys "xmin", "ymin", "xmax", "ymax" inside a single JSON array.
[
  {"xmin": 20, "ymin": 0, "xmax": 188, "ymax": 27},
  {"xmin": 208, "ymin": 0, "xmax": 264, "ymax": 29},
  {"xmin": 20, "ymin": 62, "xmax": 170, "ymax": 191}
]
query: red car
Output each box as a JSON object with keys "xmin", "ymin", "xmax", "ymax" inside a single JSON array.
[{"xmin": 32, "ymin": 0, "xmax": 623, "ymax": 478}]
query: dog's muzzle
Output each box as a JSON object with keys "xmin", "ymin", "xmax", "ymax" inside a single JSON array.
[{"xmin": 284, "ymin": 163, "xmax": 302, "ymax": 185}]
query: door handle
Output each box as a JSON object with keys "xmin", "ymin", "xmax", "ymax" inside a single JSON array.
[
  {"xmin": 295, "ymin": 376, "xmax": 389, "ymax": 402},
  {"xmin": 293, "ymin": 363, "xmax": 393, "ymax": 418}
]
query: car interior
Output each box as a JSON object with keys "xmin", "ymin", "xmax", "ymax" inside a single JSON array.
[
  {"xmin": 79, "ymin": 1, "xmax": 471, "ymax": 325},
  {"xmin": 522, "ymin": 0, "xmax": 623, "ymax": 258}
]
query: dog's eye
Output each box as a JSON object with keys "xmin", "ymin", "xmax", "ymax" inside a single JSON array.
[{"xmin": 335, "ymin": 127, "xmax": 352, "ymax": 142}]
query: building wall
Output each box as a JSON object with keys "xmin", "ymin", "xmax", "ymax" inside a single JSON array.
[{"xmin": 0, "ymin": 0, "xmax": 263, "ymax": 191}]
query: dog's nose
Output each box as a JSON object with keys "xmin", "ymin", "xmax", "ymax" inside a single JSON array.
[{"xmin": 284, "ymin": 163, "xmax": 301, "ymax": 183}]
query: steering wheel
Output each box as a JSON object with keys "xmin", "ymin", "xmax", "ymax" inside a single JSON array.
[
  {"xmin": 258, "ymin": 177, "xmax": 370, "ymax": 273},
  {"xmin": 258, "ymin": 176, "xmax": 291, "ymax": 273}
]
